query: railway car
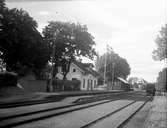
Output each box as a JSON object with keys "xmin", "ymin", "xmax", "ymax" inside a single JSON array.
[{"xmin": 146, "ymin": 83, "xmax": 156, "ymax": 96}]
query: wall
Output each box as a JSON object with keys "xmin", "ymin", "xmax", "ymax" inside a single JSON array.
[
  {"xmin": 66, "ymin": 63, "xmax": 83, "ymax": 81},
  {"xmin": 81, "ymin": 74, "xmax": 97, "ymax": 90},
  {"xmin": 18, "ymin": 79, "xmax": 47, "ymax": 92},
  {"xmin": 113, "ymin": 81, "xmax": 122, "ymax": 90}
]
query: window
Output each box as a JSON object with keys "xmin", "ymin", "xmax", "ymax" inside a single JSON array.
[
  {"xmin": 83, "ymin": 79, "xmax": 85, "ymax": 88},
  {"xmin": 94, "ymin": 80, "xmax": 96, "ymax": 87},
  {"xmin": 73, "ymin": 68, "xmax": 76, "ymax": 72},
  {"xmin": 72, "ymin": 78, "xmax": 77, "ymax": 81}
]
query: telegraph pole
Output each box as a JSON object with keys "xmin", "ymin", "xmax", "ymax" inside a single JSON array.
[
  {"xmin": 107, "ymin": 45, "xmax": 115, "ymax": 89},
  {"xmin": 103, "ymin": 44, "xmax": 115, "ymax": 89},
  {"xmin": 103, "ymin": 45, "xmax": 107, "ymax": 87},
  {"xmin": 111, "ymin": 62, "xmax": 115, "ymax": 90},
  {"xmin": 50, "ymin": 30, "xmax": 59, "ymax": 92}
]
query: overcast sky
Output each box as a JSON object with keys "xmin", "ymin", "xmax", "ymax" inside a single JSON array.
[{"xmin": 6, "ymin": 0, "xmax": 167, "ymax": 82}]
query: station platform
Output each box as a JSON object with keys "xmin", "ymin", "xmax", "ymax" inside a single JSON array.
[
  {"xmin": 143, "ymin": 93, "xmax": 167, "ymax": 128},
  {"xmin": 0, "ymin": 90, "xmax": 125, "ymax": 105}
]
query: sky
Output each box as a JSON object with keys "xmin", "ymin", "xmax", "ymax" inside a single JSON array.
[{"xmin": 6, "ymin": 0, "xmax": 167, "ymax": 82}]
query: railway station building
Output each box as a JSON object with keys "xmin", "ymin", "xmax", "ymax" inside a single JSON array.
[{"xmin": 56, "ymin": 61, "xmax": 99, "ymax": 90}]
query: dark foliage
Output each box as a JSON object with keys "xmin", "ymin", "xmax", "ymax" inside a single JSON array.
[
  {"xmin": 0, "ymin": 6, "xmax": 50, "ymax": 77},
  {"xmin": 43, "ymin": 21, "xmax": 96, "ymax": 79},
  {"xmin": 0, "ymin": 71, "xmax": 18, "ymax": 87},
  {"xmin": 152, "ymin": 24, "xmax": 167, "ymax": 61}
]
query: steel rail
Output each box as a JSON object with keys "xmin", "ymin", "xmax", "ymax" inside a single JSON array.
[
  {"xmin": 0, "ymin": 91, "xmax": 131, "ymax": 108},
  {"xmin": 0, "ymin": 92, "xmax": 149, "ymax": 128},
  {"xmin": 80, "ymin": 97, "xmax": 152, "ymax": 128},
  {"xmin": 0, "ymin": 92, "xmax": 128, "ymax": 120},
  {"xmin": 0, "ymin": 97, "xmax": 123, "ymax": 127}
]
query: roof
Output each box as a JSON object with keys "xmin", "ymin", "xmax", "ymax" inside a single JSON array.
[
  {"xmin": 117, "ymin": 77, "xmax": 129, "ymax": 84},
  {"xmin": 83, "ymin": 63, "xmax": 94, "ymax": 68},
  {"xmin": 72, "ymin": 61, "xmax": 99, "ymax": 77}
]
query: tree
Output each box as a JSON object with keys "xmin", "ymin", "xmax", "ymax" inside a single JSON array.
[
  {"xmin": 0, "ymin": 6, "xmax": 50, "ymax": 76},
  {"xmin": 0, "ymin": 0, "xmax": 6, "ymax": 30},
  {"xmin": 128, "ymin": 77, "xmax": 139, "ymax": 85},
  {"xmin": 128, "ymin": 77, "xmax": 147, "ymax": 89},
  {"xmin": 43, "ymin": 21, "xmax": 96, "ymax": 79},
  {"xmin": 95, "ymin": 51, "xmax": 131, "ymax": 81},
  {"xmin": 0, "ymin": 0, "xmax": 5, "ymax": 9},
  {"xmin": 152, "ymin": 24, "xmax": 167, "ymax": 61}
]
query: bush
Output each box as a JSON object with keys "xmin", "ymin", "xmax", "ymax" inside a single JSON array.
[
  {"xmin": 0, "ymin": 72, "xmax": 18, "ymax": 87},
  {"xmin": 52, "ymin": 79, "xmax": 81, "ymax": 91}
]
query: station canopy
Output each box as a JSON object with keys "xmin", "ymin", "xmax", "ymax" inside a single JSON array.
[{"xmin": 117, "ymin": 77, "xmax": 129, "ymax": 84}]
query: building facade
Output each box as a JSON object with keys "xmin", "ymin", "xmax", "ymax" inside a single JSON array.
[
  {"xmin": 156, "ymin": 68, "xmax": 167, "ymax": 92},
  {"xmin": 113, "ymin": 77, "xmax": 130, "ymax": 91},
  {"xmin": 56, "ymin": 61, "xmax": 99, "ymax": 90}
]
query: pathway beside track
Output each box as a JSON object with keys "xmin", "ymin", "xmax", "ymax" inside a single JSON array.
[{"xmin": 143, "ymin": 95, "xmax": 167, "ymax": 128}]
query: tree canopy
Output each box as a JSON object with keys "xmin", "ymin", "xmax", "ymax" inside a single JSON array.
[
  {"xmin": 0, "ymin": 0, "xmax": 5, "ymax": 9},
  {"xmin": 95, "ymin": 51, "xmax": 131, "ymax": 80},
  {"xmin": 152, "ymin": 24, "xmax": 167, "ymax": 61},
  {"xmin": 0, "ymin": 5, "xmax": 50, "ymax": 76},
  {"xmin": 128, "ymin": 77, "xmax": 147, "ymax": 89},
  {"xmin": 43, "ymin": 21, "xmax": 97, "ymax": 79}
]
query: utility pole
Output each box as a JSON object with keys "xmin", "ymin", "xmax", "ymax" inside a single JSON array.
[
  {"xmin": 103, "ymin": 45, "xmax": 107, "ymax": 87},
  {"xmin": 50, "ymin": 30, "xmax": 59, "ymax": 92},
  {"xmin": 111, "ymin": 62, "xmax": 115, "ymax": 90},
  {"xmin": 106, "ymin": 44, "xmax": 115, "ymax": 90}
]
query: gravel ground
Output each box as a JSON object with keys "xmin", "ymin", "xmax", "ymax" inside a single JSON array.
[
  {"xmin": 123, "ymin": 95, "xmax": 167, "ymax": 128},
  {"xmin": 123, "ymin": 101, "xmax": 151, "ymax": 128},
  {"xmin": 143, "ymin": 95, "xmax": 167, "ymax": 128},
  {"xmin": 13, "ymin": 100, "xmax": 133, "ymax": 128}
]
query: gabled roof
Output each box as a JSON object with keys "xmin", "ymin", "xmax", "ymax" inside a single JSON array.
[
  {"xmin": 87, "ymin": 68, "xmax": 99, "ymax": 77},
  {"xmin": 117, "ymin": 77, "xmax": 129, "ymax": 84},
  {"xmin": 72, "ymin": 61, "xmax": 99, "ymax": 77}
]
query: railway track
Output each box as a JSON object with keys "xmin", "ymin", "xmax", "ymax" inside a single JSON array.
[
  {"xmin": 81, "ymin": 98, "xmax": 151, "ymax": 128},
  {"xmin": 0, "ymin": 92, "xmax": 151, "ymax": 128},
  {"xmin": 0, "ymin": 92, "xmax": 130, "ymax": 120},
  {"xmin": 0, "ymin": 91, "xmax": 130, "ymax": 108},
  {"xmin": 0, "ymin": 99, "xmax": 120, "ymax": 127}
]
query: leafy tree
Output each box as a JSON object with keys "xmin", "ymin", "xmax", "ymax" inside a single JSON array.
[
  {"xmin": 95, "ymin": 51, "xmax": 131, "ymax": 80},
  {"xmin": 128, "ymin": 77, "xmax": 147, "ymax": 89},
  {"xmin": 43, "ymin": 21, "xmax": 96, "ymax": 79},
  {"xmin": 0, "ymin": 0, "xmax": 5, "ymax": 9},
  {"xmin": 0, "ymin": 6, "xmax": 50, "ymax": 77},
  {"xmin": 128, "ymin": 77, "xmax": 139, "ymax": 84},
  {"xmin": 152, "ymin": 24, "xmax": 167, "ymax": 61}
]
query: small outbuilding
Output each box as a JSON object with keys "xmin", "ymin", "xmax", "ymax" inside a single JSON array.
[{"xmin": 113, "ymin": 77, "xmax": 130, "ymax": 91}]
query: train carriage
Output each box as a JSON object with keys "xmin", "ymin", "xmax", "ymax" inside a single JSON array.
[{"xmin": 146, "ymin": 83, "xmax": 156, "ymax": 96}]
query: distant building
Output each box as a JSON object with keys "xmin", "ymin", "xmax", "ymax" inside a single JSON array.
[
  {"xmin": 56, "ymin": 61, "xmax": 99, "ymax": 90},
  {"xmin": 128, "ymin": 77, "xmax": 147, "ymax": 90},
  {"xmin": 113, "ymin": 77, "xmax": 130, "ymax": 90},
  {"xmin": 156, "ymin": 68, "xmax": 167, "ymax": 92}
]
